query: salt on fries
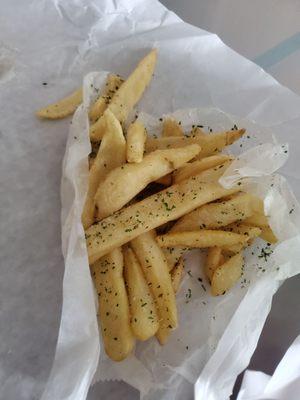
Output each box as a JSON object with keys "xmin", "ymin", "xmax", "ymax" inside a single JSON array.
[{"xmin": 38, "ymin": 49, "xmax": 278, "ymax": 361}]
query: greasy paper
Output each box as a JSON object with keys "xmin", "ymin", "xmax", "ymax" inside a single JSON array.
[{"xmin": 1, "ymin": 1, "xmax": 300, "ymax": 400}]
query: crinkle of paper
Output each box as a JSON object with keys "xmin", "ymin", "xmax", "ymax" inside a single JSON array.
[{"xmin": 2, "ymin": 0, "xmax": 295, "ymax": 399}]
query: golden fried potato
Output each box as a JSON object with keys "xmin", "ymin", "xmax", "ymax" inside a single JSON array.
[
  {"xmin": 81, "ymin": 109, "xmax": 126, "ymax": 229},
  {"xmin": 189, "ymin": 161, "xmax": 232, "ymax": 183},
  {"xmin": 243, "ymin": 213, "xmax": 269, "ymax": 227},
  {"xmin": 205, "ymin": 247, "xmax": 224, "ymax": 282},
  {"xmin": 162, "ymin": 118, "xmax": 184, "ymax": 137},
  {"xmin": 163, "ymin": 247, "xmax": 187, "ymax": 271},
  {"xmin": 91, "ymin": 248, "xmax": 134, "ymax": 361},
  {"xmin": 89, "ymin": 74, "xmax": 124, "ymax": 123},
  {"xmin": 145, "ymin": 129, "xmax": 245, "ymax": 157},
  {"xmin": 174, "ymin": 154, "xmax": 233, "ymax": 184},
  {"xmin": 171, "ymin": 257, "xmax": 185, "ymax": 293},
  {"xmin": 85, "ymin": 177, "xmax": 238, "ymax": 264},
  {"xmin": 123, "ymin": 246, "xmax": 159, "ymax": 340},
  {"xmin": 131, "ymin": 231, "xmax": 178, "ymax": 344},
  {"xmin": 95, "ymin": 144, "xmax": 201, "ymax": 219},
  {"xmin": 260, "ymin": 226, "xmax": 278, "ymax": 244},
  {"xmin": 90, "ymin": 49, "xmax": 157, "ymax": 141},
  {"xmin": 172, "ymin": 192, "xmax": 257, "ymax": 232},
  {"xmin": 126, "ymin": 120, "xmax": 147, "ymax": 163},
  {"xmin": 36, "ymin": 88, "xmax": 82, "ymax": 119},
  {"xmin": 211, "ymin": 252, "xmax": 243, "ymax": 296},
  {"xmin": 156, "ymin": 230, "xmax": 248, "ymax": 249},
  {"xmin": 223, "ymin": 224, "xmax": 262, "ymax": 254}
]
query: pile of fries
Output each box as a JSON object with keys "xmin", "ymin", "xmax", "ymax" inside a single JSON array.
[{"xmin": 37, "ymin": 49, "xmax": 277, "ymax": 362}]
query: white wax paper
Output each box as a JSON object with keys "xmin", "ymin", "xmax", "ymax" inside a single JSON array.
[
  {"xmin": 238, "ymin": 333, "xmax": 300, "ymax": 400},
  {"xmin": 1, "ymin": 1, "xmax": 300, "ymax": 400}
]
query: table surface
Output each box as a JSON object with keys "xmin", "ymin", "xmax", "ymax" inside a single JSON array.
[{"xmin": 2, "ymin": 2, "xmax": 300, "ymax": 400}]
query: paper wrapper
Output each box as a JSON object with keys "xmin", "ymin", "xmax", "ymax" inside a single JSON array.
[
  {"xmin": 2, "ymin": 1, "xmax": 300, "ymax": 400},
  {"xmin": 42, "ymin": 81, "xmax": 300, "ymax": 399}
]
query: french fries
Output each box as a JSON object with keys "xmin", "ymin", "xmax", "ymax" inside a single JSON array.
[
  {"xmin": 189, "ymin": 161, "xmax": 232, "ymax": 183},
  {"xmin": 156, "ymin": 230, "xmax": 248, "ymax": 249},
  {"xmin": 162, "ymin": 118, "xmax": 184, "ymax": 137},
  {"xmin": 243, "ymin": 213, "xmax": 269, "ymax": 227},
  {"xmin": 145, "ymin": 129, "xmax": 245, "ymax": 157},
  {"xmin": 40, "ymin": 49, "xmax": 282, "ymax": 362},
  {"xmin": 260, "ymin": 226, "xmax": 278, "ymax": 244},
  {"xmin": 172, "ymin": 192, "xmax": 257, "ymax": 232},
  {"xmin": 85, "ymin": 178, "xmax": 237, "ymax": 264},
  {"xmin": 89, "ymin": 74, "xmax": 124, "ymax": 123},
  {"xmin": 163, "ymin": 247, "xmax": 187, "ymax": 271},
  {"xmin": 223, "ymin": 224, "xmax": 262, "ymax": 254},
  {"xmin": 91, "ymin": 248, "xmax": 134, "ymax": 361},
  {"xmin": 205, "ymin": 247, "xmax": 224, "ymax": 282},
  {"xmin": 243, "ymin": 212, "xmax": 277, "ymax": 243},
  {"xmin": 95, "ymin": 144, "xmax": 201, "ymax": 219},
  {"xmin": 124, "ymin": 247, "xmax": 159, "ymax": 340},
  {"xmin": 36, "ymin": 88, "xmax": 82, "ymax": 119},
  {"xmin": 126, "ymin": 120, "xmax": 147, "ymax": 163},
  {"xmin": 211, "ymin": 252, "xmax": 244, "ymax": 296},
  {"xmin": 90, "ymin": 49, "xmax": 157, "ymax": 141},
  {"xmin": 131, "ymin": 231, "xmax": 178, "ymax": 344},
  {"xmin": 171, "ymin": 257, "xmax": 185, "ymax": 293},
  {"xmin": 81, "ymin": 109, "xmax": 126, "ymax": 229},
  {"xmin": 174, "ymin": 154, "xmax": 233, "ymax": 184}
]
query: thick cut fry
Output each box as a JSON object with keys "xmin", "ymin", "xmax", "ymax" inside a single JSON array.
[
  {"xmin": 260, "ymin": 226, "xmax": 278, "ymax": 244},
  {"xmin": 226, "ymin": 224, "xmax": 262, "ymax": 238},
  {"xmin": 126, "ymin": 120, "xmax": 147, "ymax": 163},
  {"xmin": 82, "ymin": 109, "xmax": 126, "ymax": 229},
  {"xmin": 211, "ymin": 252, "xmax": 243, "ymax": 296},
  {"xmin": 243, "ymin": 213, "xmax": 269, "ymax": 228},
  {"xmin": 174, "ymin": 154, "xmax": 233, "ymax": 184},
  {"xmin": 243, "ymin": 212, "xmax": 277, "ymax": 242},
  {"xmin": 95, "ymin": 144, "xmax": 201, "ymax": 219},
  {"xmin": 189, "ymin": 161, "xmax": 232, "ymax": 183},
  {"xmin": 162, "ymin": 119, "xmax": 184, "ymax": 137},
  {"xmin": 172, "ymin": 192, "xmax": 257, "ymax": 232},
  {"xmin": 131, "ymin": 231, "xmax": 178, "ymax": 345},
  {"xmin": 36, "ymin": 88, "xmax": 82, "ymax": 119},
  {"xmin": 223, "ymin": 224, "xmax": 262, "ymax": 253},
  {"xmin": 171, "ymin": 258, "xmax": 185, "ymax": 293},
  {"xmin": 123, "ymin": 247, "xmax": 159, "ymax": 341},
  {"xmin": 156, "ymin": 230, "xmax": 248, "ymax": 249},
  {"xmin": 145, "ymin": 129, "xmax": 245, "ymax": 157},
  {"xmin": 85, "ymin": 177, "xmax": 238, "ymax": 264},
  {"xmin": 163, "ymin": 247, "xmax": 187, "ymax": 271},
  {"xmin": 91, "ymin": 248, "xmax": 134, "ymax": 361},
  {"xmin": 205, "ymin": 247, "xmax": 224, "ymax": 282},
  {"xmin": 90, "ymin": 49, "xmax": 157, "ymax": 140},
  {"xmin": 89, "ymin": 74, "xmax": 124, "ymax": 123}
]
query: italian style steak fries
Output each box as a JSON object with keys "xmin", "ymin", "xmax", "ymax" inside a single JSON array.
[{"xmin": 37, "ymin": 50, "xmax": 278, "ymax": 361}]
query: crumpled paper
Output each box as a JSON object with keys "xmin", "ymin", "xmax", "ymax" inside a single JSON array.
[
  {"xmin": 237, "ymin": 333, "xmax": 300, "ymax": 400},
  {"xmin": 2, "ymin": 1, "xmax": 300, "ymax": 400}
]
